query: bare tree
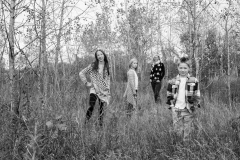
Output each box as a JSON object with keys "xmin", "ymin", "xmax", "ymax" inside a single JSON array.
[
  {"xmin": 55, "ymin": 0, "xmax": 66, "ymax": 90},
  {"xmin": 7, "ymin": 0, "xmax": 18, "ymax": 115},
  {"xmin": 40, "ymin": 0, "xmax": 48, "ymax": 113}
]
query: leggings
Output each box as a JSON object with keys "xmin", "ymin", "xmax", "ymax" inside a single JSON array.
[{"xmin": 86, "ymin": 93, "xmax": 104, "ymax": 125}]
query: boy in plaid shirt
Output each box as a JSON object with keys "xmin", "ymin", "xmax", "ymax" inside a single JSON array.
[{"xmin": 166, "ymin": 57, "xmax": 200, "ymax": 140}]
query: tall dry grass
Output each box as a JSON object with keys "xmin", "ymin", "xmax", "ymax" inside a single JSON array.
[{"xmin": 0, "ymin": 80, "xmax": 240, "ymax": 160}]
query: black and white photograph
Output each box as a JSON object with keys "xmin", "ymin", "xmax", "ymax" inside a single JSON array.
[{"xmin": 0, "ymin": 0, "xmax": 239, "ymax": 159}]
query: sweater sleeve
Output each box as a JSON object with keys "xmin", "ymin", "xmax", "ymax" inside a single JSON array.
[
  {"xmin": 128, "ymin": 70, "xmax": 136, "ymax": 94},
  {"xmin": 166, "ymin": 82, "xmax": 174, "ymax": 105},
  {"xmin": 161, "ymin": 63, "xmax": 165, "ymax": 79},
  {"xmin": 106, "ymin": 73, "xmax": 110, "ymax": 90},
  {"xmin": 150, "ymin": 65, "xmax": 154, "ymax": 82},
  {"xmin": 79, "ymin": 64, "xmax": 92, "ymax": 84},
  {"xmin": 193, "ymin": 79, "xmax": 201, "ymax": 107}
]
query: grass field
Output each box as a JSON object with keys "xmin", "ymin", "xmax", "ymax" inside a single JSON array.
[{"xmin": 0, "ymin": 81, "xmax": 240, "ymax": 160}]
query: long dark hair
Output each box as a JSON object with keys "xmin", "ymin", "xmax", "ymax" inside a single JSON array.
[{"xmin": 92, "ymin": 49, "xmax": 110, "ymax": 78}]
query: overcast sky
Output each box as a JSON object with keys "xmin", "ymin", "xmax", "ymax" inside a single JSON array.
[{"xmin": 2, "ymin": 0, "xmax": 232, "ymax": 68}]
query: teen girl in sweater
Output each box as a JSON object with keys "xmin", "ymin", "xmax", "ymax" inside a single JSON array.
[
  {"xmin": 79, "ymin": 49, "xmax": 110, "ymax": 126},
  {"xmin": 150, "ymin": 55, "xmax": 165, "ymax": 103},
  {"xmin": 123, "ymin": 58, "xmax": 138, "ymax": 117}
]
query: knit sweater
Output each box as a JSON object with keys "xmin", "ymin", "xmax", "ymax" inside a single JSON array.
[
  {"xmin": 79, "ymin": 64, "xmax": 110, "ymax": 105},
  {"xmin": 123, "ymin": 69, "xmax": 138, "ymax": 107},
  {"xmin": 150, "ymin": 61, "xmax": 165, "ymax": 82}
]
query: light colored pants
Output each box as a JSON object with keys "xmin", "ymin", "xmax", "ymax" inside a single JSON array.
[{"xmin": 172, "ymin": 107, "xmax": 194, "ymax": 140}]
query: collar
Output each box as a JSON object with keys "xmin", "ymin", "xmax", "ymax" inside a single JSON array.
[
  {"xmin": 176, "ymin": 74, "xmax": 190, "ymax": 79},
  {"xmin": 129, "ymin": 68, "xmax": 136, "ymax": 72},
  {"xmin": 175, "ymin": 74, "xmax": 190, "ymax": 85}
]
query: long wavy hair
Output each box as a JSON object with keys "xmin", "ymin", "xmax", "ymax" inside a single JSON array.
[{"xmin": 92, "ymin": 49, "xmax": 110, "ymax": 78}]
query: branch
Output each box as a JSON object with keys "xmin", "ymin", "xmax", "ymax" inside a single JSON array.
[
  {"xmin": 15, "ymin": 38, "xmax": 39, "ymax": 77},
  {"xmin": 15, "ymin": 0, "xmax": 28, "ymax": 9},
  {"xmin": 196, "ymin": 0, "xmax": 215, "ymax": 19},
  {"xmin": 2, "ymin": 0, "xmax": 10, "ymax": 11},
  {"xmin": 33, "ymin": 0, "xmax": 40, "ymax": 39},
  {"xmin": 0, "ymin": 38, "xmax": 7, "ymax": 62},
  {"xmin": 15, "ymin": 3, "xmax": 93, "ymax": 55},
  {"xmin": 15, "ymin": 1, "xmax": 33, "ymax": 17},
  {"xmin": 182, "ymin": 0, "xmax": 194, "ymax": 17},
  {"xmin": 1, "ymin": 0, "xmax": 11, "ymax": 58}
]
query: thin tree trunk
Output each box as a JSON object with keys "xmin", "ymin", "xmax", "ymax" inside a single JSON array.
[
  {"xmin": 55, "ymin": 0, "xmax": 65, "ymax": 91},
  {"xmin": 191, "ymin": 0, "xmax": 199, "ymax": 79},
  {"xmin": 9, "ymin": 0, "xmax": 18, "ymax": 114},
  {"xmin": 41, "ymin": 0, "xmax": 48, "ymax": 110},
  {"xmin": 60, "ymin": 51, "xmax": 66, "ymax": 108},
  {"xmin": 112, "ymin": 50, "xmax": 116, "ymax": 81},
  {"xmin": 219, "ymin": 33, "xmax": 224, "ymax": 76},
  {"xmin": 188, "ymin": 0, "xmax": 192, "ymax": 58},
  {"xmin": 109, "ymin": 47, "xmax": 114, "ymax": 82},
  {"xmin": 225, "ymin": 13, "xmax": 231, "ymax": 107},
  {"xmin": 8, "ymin": 0, "xmax": 20, "ymax": 157},
  {"xmin": 125, "ymin": 0, "xmax": 130, "ymax": 58}
]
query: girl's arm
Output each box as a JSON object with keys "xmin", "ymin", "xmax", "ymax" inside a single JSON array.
[
  {"xmin": 79, "ymin": 64, "xmax": 92, "ymax": 84},
  {"xmin": 106, "ymin": 73, "xmax": 110, "ymax": 91}
]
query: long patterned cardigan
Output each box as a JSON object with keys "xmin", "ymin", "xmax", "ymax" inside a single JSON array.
[
  {"xmin": 79, "ymin": 64, "xmax": 111, "ymax": 105},
  {"xmin": 123, "ymin": 69, "xmax": 138, "ymax": 108}
]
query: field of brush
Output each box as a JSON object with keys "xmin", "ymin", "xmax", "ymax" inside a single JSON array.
[{"xmin": 0, "ymin": 78, "xmax": 240, "ymax": 160}]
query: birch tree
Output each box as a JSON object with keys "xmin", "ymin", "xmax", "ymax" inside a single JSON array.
[
  {"xmin": 55, "ymin": 0, "xmax": 66, "ymax": 91},
  {"xmin": 40, "ymin": 0, "xmax": 48, "ymax": 111},
  {"xmin": 7, "ymin": 0, "xmax": 18, "ymax": 116}
]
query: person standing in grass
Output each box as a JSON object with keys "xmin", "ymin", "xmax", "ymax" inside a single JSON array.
[
  {"xmin": 150, "ymin": 54, "xmax": 165, "ymax": 104},
  {"xmin": 79, "ymin": 49, "xmax": 110, "ymax": 126},
  {"xmin": 123, "ymin": 58, "xmax": 139, "ymax": 117},
  {"xmin": 166, "ymin": 57, "xmax": 200, "ymax": 141}
]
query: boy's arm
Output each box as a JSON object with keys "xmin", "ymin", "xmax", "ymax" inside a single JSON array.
[
  {"xmin": 194, "ymin": 80, "xmax": 201, "ymax": 107},
  {"xmin": 188, "ymin": 78, "xmax": 201, "ymax": 108}
]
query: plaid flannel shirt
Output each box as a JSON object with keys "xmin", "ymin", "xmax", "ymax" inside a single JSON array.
[{"xmin": 166, "ymin": 74, "xmax": 201, "ymax": 112}]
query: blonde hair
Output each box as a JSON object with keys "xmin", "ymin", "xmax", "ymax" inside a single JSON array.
[
  {"xmin": 153, "ymin": 54, "xmax": 160, "ymax": 60},
  {"xmin": 129, "ymin": 58, "xmax": 138, "ymax": 71}
]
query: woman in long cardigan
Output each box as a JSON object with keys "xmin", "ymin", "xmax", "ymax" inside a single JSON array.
[
  {"xmin": 123, "ymin": 58, "xmax": 138, "ymax": 117},
  {"xmin": 79, "ymin": 49, "xmax": 110, "ymax": 126}
]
